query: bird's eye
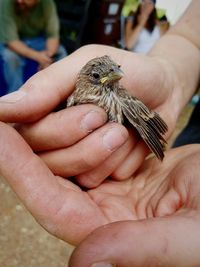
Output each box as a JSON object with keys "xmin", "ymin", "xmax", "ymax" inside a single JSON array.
[
  {"xmin": 92, "ymin": 72, "xmax": 100, "ymax": 79},
  {"xmin": 118, "ymin": 65, "xmax": 121, "ymax": 68}
]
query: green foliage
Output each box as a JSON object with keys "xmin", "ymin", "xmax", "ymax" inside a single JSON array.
[
  {"xmin": 122, "ymin": 0, "xmax": 139, "ymax": 17},
  {"xmin": 156, "ymin": 8, "xmax": 166, "ymax": 19},
  {"xmin": 122, "ymin": 1, "xmax": 167, "ymax": 19}
]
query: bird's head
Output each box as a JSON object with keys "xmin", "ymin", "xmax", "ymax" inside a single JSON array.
[{"xmin": 77, "ymin": 55, "xmax": 124, "ymax": 87}]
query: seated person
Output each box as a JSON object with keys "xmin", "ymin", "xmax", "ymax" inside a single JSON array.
[
  {"xmin": 125, "ymin": 0, "xmax": 160, "ymax": 54},
  {"xmin": 0, "ymin": 0, "xmax": 67, "ymax": 93}
]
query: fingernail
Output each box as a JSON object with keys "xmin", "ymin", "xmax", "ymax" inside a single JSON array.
[
  {"xmin": 81, "ymin": 110, "xmax": 107, "ymax": 132},
  {"xmin": 103, "ymin": 127, "xmax": 128, "ymax": 152},
  {"xmin": 0, "ymin": 91, "xmax": 27, "ymax": 104},
  {"xmin": 91, "ymin": 262, "xmax": 116, "ymax": 267}
]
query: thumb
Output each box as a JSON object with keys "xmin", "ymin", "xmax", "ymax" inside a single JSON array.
[
  {"xmin": 0, "ymin": 45, "xmax": 118, "ymax": 123},
  {"xmin": 69, "ymin": 218, "xmax": 200, "ymax": 267},
  {"xmin": 0, "ymin": 53, "xmax": 80, "ymax": 123}
]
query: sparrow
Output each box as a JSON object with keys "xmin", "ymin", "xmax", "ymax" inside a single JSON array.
[{"xmin": 67, "ymin": 55, "xmax": 168, "ymax": 160}]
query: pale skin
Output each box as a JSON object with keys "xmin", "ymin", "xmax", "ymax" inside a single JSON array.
[
  {"xmin": 0, "ymin": 0, "xmax": 200, "ymax": 266},
  {"xmin": 7, "ymin": 0, "xmax": 59, "ymax": 69},
  {"xmin": 1, "ymin": 124, "xmax": 200, "ymax": 266}
]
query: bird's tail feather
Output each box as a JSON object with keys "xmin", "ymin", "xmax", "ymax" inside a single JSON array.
[{"xmin": 122, "ymin": 104, "xmax": 167, "ymax": 161}]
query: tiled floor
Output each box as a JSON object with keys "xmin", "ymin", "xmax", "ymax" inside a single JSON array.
[{"xmin": 0, "ymin": 102, "xmax": 195, "ymax": 267}]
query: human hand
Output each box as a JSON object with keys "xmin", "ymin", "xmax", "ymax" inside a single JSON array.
[
  {"xmin": 69, "ymin": 143, "xmax": 200, "ymax": 267},
  {"xmin": 1, "ymin": 121, "xmax": 200, "ymax": 267},
  {"xmin": 139, "ymin": 1, "xmax": 154, "ymax": 25},
  {"xmin": 0, "ymin": 45, "xmax": 181, "ymax": 187},
  {"xmin": 45, "ymin": 49, "xmax": 55, "ymax": 58},
  {"xmin": 36, "ymin": 50, "xmax": 53, "ymax": 69},
  {"xmin": 45, "ymin": 37, "xmax": 59, "ymax": 59}
]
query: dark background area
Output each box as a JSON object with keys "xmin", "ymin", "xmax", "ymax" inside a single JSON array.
[{"xmin": 54, "ymin": 0, "xmax": 125, "ymax": 54}]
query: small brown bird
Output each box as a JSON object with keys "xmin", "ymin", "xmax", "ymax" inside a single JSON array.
[{"xmin": 67, "ymin": 55, "xmax": 168, "ymax": 160}]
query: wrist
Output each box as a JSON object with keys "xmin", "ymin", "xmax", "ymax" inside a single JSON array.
[
  {"xmin": 45, "ymin": 50, "xmax": 55, "ymax": 58},
  {"xmin": 26, "ymin": 50, "xmax": 41, "ymax": 63},
  {"xmin": 149, "ymin": 33, "xmax": 200, "ymax": 123},
  {"xmin": 151, "ymin": 56, "xmax": 184, "ymax": 132}
]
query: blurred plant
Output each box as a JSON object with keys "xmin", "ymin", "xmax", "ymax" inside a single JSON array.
[{"xmin": 122, "ymin": 0, "xmax": 139, "ymax": 17}]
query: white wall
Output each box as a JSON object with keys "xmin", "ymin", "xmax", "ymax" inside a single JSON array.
[{"xmin": 156, "ymin": 0, "xmax": 192, "ymax": 24}]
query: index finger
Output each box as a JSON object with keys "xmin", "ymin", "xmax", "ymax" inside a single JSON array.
[
  {"xmin": 0, "ymin": 55, "xmax": 77, "ymax": 122},
  {"xmin": 0, "ymin": 45, "xmax": 118, "ymax": 123},
  {"xmin": 0, "ymin": 44, "xmax": 168, "ymax": 123}
]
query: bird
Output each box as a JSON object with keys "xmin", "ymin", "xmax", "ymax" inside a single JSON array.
[{"xmin": 66, "ymin": 55, "xmax": 168, "ymax": 160}]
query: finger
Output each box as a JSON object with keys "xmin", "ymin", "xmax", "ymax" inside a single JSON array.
[
  {"xmin": 0, "ymin": 58, "xmax": 74, "ymax": 122},
  {"xmin": 16, "ymin": 104, "xmax": 107, "ymax": 151},
  {"xmin": 0, "ymin": 45, "xmax": 121, "ymax": 123},
  {"xmin": 0, "ymin": 47, "xmax": 100, "ymax": 123},
  {"xmin": 38, "ymin": 123, "xmax": 129, "ymax": 179},
  {"xmin": 112, "ymin": 140, "xmax": 149, "ymax": 180},
  {"xmin": 76, "ymin": 129, "xmax": 137, "ymax": 188},
  {"xmin": 0, "ymin": 122, "xmax": 106, "ymax": 244},
  {"xmin": 69, "ymin": 217, "xmax": 200, "ymax": 267},
  {"xmin": 0, "ymin": 45, "xmax": 169, "ymax": 123}
]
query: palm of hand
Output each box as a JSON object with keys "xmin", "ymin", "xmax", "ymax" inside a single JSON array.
[
  {"xmin": 68, "ymin": 145, "xmax": 200, "ymax": 267},
  {"xmin": 30, "ymin": 144, "xmax": 200, "ymax": 246},
  {"xmin": 2, "ymin": 122, "xmax": 200, "ymax": 266}
]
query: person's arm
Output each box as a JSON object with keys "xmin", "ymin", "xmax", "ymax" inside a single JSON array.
[
  {"xmin": 149, "ymin": 0, "xmax": 200, "ymax": 117},
  {"xmin": 45, "ymin": 37, "xmax": 59, "ymax": 58},
  {"xmin": 44, "ymin": 0, "xmax": 60, "ymax": 57},
  {"xmin": 125, "ymin": 19, "xmax": 145, "ymax": 50},
  {"xmin": 8, "ymin": 40, "xmax": 50, "ymax": 62},
  {"xmin": 125, "ymin": 2, "xmax": 154, "ymax": 50}
]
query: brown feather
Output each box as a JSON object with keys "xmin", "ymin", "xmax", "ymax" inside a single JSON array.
[{"xmin": 66, "ymin": 55, "xmax": 168, "ymax": 160}]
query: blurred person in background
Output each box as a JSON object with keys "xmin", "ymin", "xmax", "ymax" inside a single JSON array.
[
  {"xmin": 125, "ymin": 0, "xmax": 161, "ymax": 53},
  {"xmin": 0, "ymin": 0, "xmax": 67, "ymax": 93}
]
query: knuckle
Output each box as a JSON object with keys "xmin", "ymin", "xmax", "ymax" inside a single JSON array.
[
  {"xmin": 73, "ymin": 153, "xmax": 97, "ymax": 173},
  {"xmin": 111, "ymin": 169, "xmax": 131, "ymax": 181},
  {"xmin": 76, "ymin": 173, "xmax": 103, "ymax": 188}
]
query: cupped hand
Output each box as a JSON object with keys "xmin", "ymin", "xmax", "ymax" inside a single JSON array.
[
  {"xmin": 1, "ymin": 120, "xmax": 200, "ymax": 257},
  {"xmin": 69, "ymin": 143, "xmax": 200, "ymax": 267},
  {"xmin": 0, "ymin": 45, "xmax": 180, "ymax": 187}
]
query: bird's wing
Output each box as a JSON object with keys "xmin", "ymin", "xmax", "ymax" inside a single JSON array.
[{"xmin": 117, "ymin": 88, "xmax": 168, "ymax": 160}]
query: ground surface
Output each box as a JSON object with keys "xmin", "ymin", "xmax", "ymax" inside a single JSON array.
[{"xmin": 0, "ymin": 175, "xmax": 74, "ymax": 267}]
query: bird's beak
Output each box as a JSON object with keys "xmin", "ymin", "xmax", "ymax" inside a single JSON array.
[{"xmin": 100, "ymin": 67, "xmax": 124, "ymax": 84}]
